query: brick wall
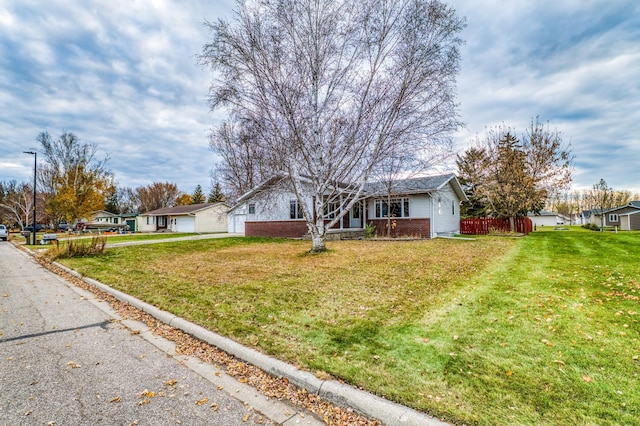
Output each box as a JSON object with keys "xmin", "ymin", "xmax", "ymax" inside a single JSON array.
[
  {"xmin": 368, "ymin": 218, "xmax": 431, "ymax": 238},
  {"xmin": 245, "ymin": 220, "xmax": 309, "ymax": 238}
]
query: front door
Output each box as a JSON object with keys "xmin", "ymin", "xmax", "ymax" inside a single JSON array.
[{"xmin": 349, "ymin": 203, "xmax": 362, "ymax": 228}]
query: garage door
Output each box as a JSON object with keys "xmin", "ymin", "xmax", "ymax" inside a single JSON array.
[
  {"xmin": 234, "ymin": 214, "xmax": 246, "ymax": 235},
  {"xmin": 176, "ymin": 217, "xmax": 195, "ymax": 233}
]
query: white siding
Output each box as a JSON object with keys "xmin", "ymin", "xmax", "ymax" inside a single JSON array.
[
  {"xmin": 194, "ymin": 205, "xmax": 228, "ymax": 233},
  {"xmin": 237, "ymin": 191, "xmax": 313, "ymax": 222},
  {"xmin": 431, "ymin": 183, "xmax": 462, "ymax": 235}
]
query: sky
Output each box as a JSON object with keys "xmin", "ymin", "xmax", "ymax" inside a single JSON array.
[{"xmin": 1, "ymin": 0, "xmax": 639, "ymax": 195}]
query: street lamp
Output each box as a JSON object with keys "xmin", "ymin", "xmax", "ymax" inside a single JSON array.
[{"xmin": 23, "ymin": 151, "xmax": 37, "ymax": 245}]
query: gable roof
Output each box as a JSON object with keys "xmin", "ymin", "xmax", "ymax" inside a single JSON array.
[
  {"xmin": 365, "ymin": 173, "xmax": 468, "ymax": 201},
  {"xmin": 603, "ymin": 203, "xmax": 640, "ymax": 215},
  {"xmin": 629, "ymin": 201, "xmax": 640, "ymax": 208},
  {"xmin": 230, "ymin": 173, "xmax": 467, "ymax": 213},
  {"xmin": 91, "ymin": 210, "xmax": 117, "ymax": 217},
  {"xmin": 140, "ymin": 202, "xmax": 227, "ymax": 216}
]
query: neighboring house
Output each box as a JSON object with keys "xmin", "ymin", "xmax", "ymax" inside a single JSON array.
[
  {"xmin": 90, "ymin": 210, "xmax": 120, "ymax": 224},
  {"xmin": 527, "ymin": 211, "xmax": 570, "ymax": 227},
  {"xmin": 227, "ymin": 173, "xmax": 467, "ymax": 239},
  {"xmin": 86, "ymin": 210, "xmax": 139, "ymax": 232},
  {"xmin": 138, "ymin": 203, "xmax": 229, "ymax": 233},
  {"xmin": 601, "ymin": 202, "xmax": 640, "ymax": 230}
]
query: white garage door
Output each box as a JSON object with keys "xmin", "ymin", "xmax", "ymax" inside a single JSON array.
[
  {"xmin": 176, "ymin": 217, "xmax": 195, "ymax": 233},
  {"xmin": 234, "ymin": 214, "xmax": 246, "ymax": 235}
]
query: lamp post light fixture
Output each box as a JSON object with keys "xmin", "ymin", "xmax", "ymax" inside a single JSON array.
[{"xmin": 23, "ymin": 151, "xmax": 37, "ymax": 245}]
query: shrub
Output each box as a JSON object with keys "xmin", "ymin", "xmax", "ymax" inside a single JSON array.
[
  {"xmin": 365, "ymin": 222, "xmax": 376, "ymax": 238},
  {"xmin": 581, "ymin": 223, "xmax": 600, "ymax": 231},
  {"xmin": 47, "ymin": 236, "xmax": 107, "ymax": 259}
]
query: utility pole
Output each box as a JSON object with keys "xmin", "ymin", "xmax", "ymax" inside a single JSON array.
[{"xmin": 23, "ymin": 151, "xmax": 37, "ymax": 245}]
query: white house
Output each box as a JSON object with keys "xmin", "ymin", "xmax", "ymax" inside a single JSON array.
[
  {"xmin": 138, "ymin": 203, "xmax": 229, "ymax": 233},
  {"xmin": 527, "ymin": 211, "xmax": 570, "ymax": 227},
  {"xmin": 227, "ymin": 174, "xmax": 467, "ymax": 239}
]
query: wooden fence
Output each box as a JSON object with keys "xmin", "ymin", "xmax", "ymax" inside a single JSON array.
[{"xmin": 460, "ymin": 217, "xmax": 533, "ymax": 235}]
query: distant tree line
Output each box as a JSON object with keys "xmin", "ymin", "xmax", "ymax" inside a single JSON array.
[{"xmin": 0, "ymin": 131, "xmax": 226, "ymax": 230}]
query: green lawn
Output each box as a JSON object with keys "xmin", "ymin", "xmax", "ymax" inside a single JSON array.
[{"xmin": 57, "ymin": 230, "xmax": 640, "ymax": 425}]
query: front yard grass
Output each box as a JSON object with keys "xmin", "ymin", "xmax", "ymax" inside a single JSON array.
[{"xmin": 58, "ymin": 231, "xmax": 640, "ymax": 425}]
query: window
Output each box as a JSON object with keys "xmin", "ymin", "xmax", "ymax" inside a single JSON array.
[
  {"xmin": 452, "ymin": 200, "xmax": 455, "ymax": 215},
  {"xmin": 323, "ymin": 200, "xmax": 338, "ymax": 219},
  {"xmin": 248, "ymin": 203, "xmax": 256, "ymax": 214},
  {"xmin": 609, "ymin": 213, "xmax": 619, "ymax": 222},
  {"xmin": 374, "ymin": 198, "xmax": 409, "ymax": 218},
  {"xmin": 290, "ymin": 200, "xmax": 303, "ymax": 219},
  {"xmin": 146, "ymin": 216, "xmax": 150, "ymax": 225}
]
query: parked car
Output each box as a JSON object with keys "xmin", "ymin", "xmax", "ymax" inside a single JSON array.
[
  {"xmin": 58, "ymin": 222, "xmax": 70, "ymax": 231},
  {"xmin": 0, "ymin": 224, "xmax": 7, "ymax": 241},
  {"xmin": 24, "ymin": 224, "xmax": 45, "ymax": 232}
]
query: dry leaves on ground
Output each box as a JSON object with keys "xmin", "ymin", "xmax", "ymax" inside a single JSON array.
[{"xmin": 35, "ymin": 255, "xmax": 381, "ymax": 426}]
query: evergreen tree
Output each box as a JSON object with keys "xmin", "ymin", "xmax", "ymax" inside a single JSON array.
[
  {"xmin": 207, "ymin": 183, "xmax": 226, "ymax": 203},
  {"xmin": 191, "ymin": 185, "xmax": 205, "ymax": 204}
]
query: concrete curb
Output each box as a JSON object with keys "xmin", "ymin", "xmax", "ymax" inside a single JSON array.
[{"xmin": 53, "ymin": 261, "xmax": 449, "ymax": 426}]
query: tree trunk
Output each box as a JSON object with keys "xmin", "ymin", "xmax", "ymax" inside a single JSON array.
[
  {"xmin": 310, "ymin": 233, "xmax": 326, "ymax": 253},
  {"xmin": 509, "ymin": 216, "xmax": 515, "ymax": 233}
]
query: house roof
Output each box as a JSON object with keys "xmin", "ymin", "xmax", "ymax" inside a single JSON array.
[
  {"xmin": 230, "ymin": 173, "xmax": 467, "ymax": 212},
  {"xmin": 140, "ymin": 202, "xmax": 227, "ymax": 216},
  {"xmin": 527, "ymin": 210, "xmax": 558, "ymax": 217},
  {"xmin": 365, "ymin": 173, "xmax": 468, "ymax": 201},
  {"xmin": 629, "ymin": 201, "xmax": 640, "ymax": 208},
  {"xmin": 91, "ymin": 210, "xmax": 117, "ymax": 217},
  {"xmin": 603, "ymin": 203, "xmax": 640, "ymax": 214}
]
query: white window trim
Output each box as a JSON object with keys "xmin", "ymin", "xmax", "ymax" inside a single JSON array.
[
  {"xmin": 374, "ymin": 198, "xmax": 410, "ymax": 218},
  {"xmin": 609, "ymin": 213, "xmax": 619, "ymax": 222}
]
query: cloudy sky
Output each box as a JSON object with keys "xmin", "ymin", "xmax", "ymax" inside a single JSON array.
[{"xmin": 1, "ymin": 0, "xmax": 639, "ymax": 195}]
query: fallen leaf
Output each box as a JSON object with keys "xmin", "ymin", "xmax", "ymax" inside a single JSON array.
[
  {"xmin": 506, "ymin": 371, "xmax": 513, "ymax": 376},
  {"xmin": 217, "ymin": 385, "xmax": 224, "ymax": 390},
  {"xmin": 583, "ymin": 375, "xmax": 594, "ymax": 383},
  {"xmin": 67, "ymin": 361, "xmax": 81, "ymax": 369},
  {"xmin": 110, "ymin": 397, "xmax": 121, "ymax": 403},
  {"xmin": 453, "ymin": 335, "xmax": 459, "ymax": 340},
  {"xmin": 242, "ymin": 414, "xmax": 250, "ymax": 422},
  {"xmin": 282, "ymin": 377, "xmax": 289, "ymax": 386},
  {"xmin": 164, "ymin": 380, "xmax": 177, "ymax": 386},
  {"xmin": 196, "ymin": 397, "xmax": 208, "ymax": 405},
  {"xmin": 210, "ymin": 402, "xmax": 219, "ymax": 411},
  {"xmin": 633, "ymin": 355, "xmax": 639, "ymax": 361}
]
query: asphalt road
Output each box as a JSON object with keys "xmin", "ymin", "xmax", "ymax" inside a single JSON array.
[{"xmin": 0, "ymin": 242, "xmax": 308, "ymax": 426}]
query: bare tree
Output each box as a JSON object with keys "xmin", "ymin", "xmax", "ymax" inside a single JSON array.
[
  {"xmin": 588, "ymin": 179, "xmax": 613, "ymax": 228},
  {"xmin": 136, "ymin": 182, "xmax": 180, "ymax": 212},
  {"xmin": 209, "ymin": 121, "xmax": 279, "ymax": 201},
  {"xmin": 201, "ymin": 0, "xmax": 465, "ymax": 252},
  {"xmin": 117, "ymin": 186, "xmax": 139, "ymax": 214},
  {"xmin": 0, "ymin": 180, "xmax": 40, "ymax": 229}
]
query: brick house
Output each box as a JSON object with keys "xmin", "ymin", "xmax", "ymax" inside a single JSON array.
[{"xmin": 227, "ymin": 174, "xmax": 467, "ymax": 239}]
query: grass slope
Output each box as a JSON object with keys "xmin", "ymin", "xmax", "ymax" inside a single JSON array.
[{"xmin": 58, "ymin": 230, "xmax": 640, "ymax": 425}]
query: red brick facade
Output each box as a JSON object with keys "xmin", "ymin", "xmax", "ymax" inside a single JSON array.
[
  {"xmin": 368, "ymin": 218, "xmax": 431, "ymax": 238},
  {"xmin": 245, "ymin": 220, "xmax": 309, "ymax": 238}
]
